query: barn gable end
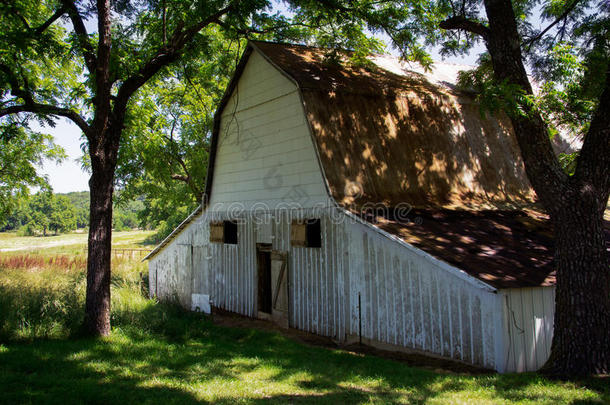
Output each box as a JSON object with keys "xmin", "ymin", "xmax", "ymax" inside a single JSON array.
[{"xmin": 207, "ymin": 50, "xmax": 331, "ymax": 210}]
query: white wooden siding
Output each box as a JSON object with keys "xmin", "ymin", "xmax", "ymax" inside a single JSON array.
[
  {"xmin": 500, "ymin": 286, "xmax": 555, "ymax": 372},
  {"xmin": 209, "ymin": 51, "xmax": 330, "ymax": 209},
  {"xmin": 272, "ymin": 209, "xmax": 351, "ymax": 340},
  {"xmin": 346, "ymin": 218, "xmax": 501, "ymax": 370},
  {"xmin": 148, "ymin": 205, "xmax": 555, "ymax": 375},
  {"xmin": 149, "ymin": 220, "xmax": 198, "ymax": 309},
  {"xmin": 149, "ymin": 206, "xmax": 508, "ymax": 371}
]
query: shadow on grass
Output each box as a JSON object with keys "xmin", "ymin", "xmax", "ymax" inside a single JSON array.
[{"xmin": 0, "ymin": 302, "xmax": 608, "ymax": 404}]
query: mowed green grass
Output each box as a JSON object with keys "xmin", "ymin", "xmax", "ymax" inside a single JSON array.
[{"xmin": 0, "ymin": 235, "xmax": 608, "ymax": 404}]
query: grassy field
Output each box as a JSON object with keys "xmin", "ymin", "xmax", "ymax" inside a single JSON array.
[
  {"xmin": 0, "ymin": 229, "xmax": 155, "ymax": 254},
  {"xmin": 0, "ymin": 232, "xmax": 608, "ymax": 404}
]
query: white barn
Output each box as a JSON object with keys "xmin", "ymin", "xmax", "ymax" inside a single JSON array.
[{"xmin": 146, "ymin": 41, "xmax": 558, "ymax": 373}]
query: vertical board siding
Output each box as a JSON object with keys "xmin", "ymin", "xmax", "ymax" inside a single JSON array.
[
  {"xmin": 501, "ymin": 286, "xmax": 555, "ymax": 372},
  {"xmin": 204, "ymin": 211, "xmax": 258, "ymax": 317},
  {"xmin": 150, "ymin": 207, "xmax": 516, "ymax": 371},
  {"xmin": 347, "ymin": 219, "xmax": 500, "ymax": 370},
  {"xmin": 275, "ymin": 210, "xmax": 350, "ymax": 340},
  {"xmin": 149, "ymin": 228, "xmax": 194, "ymax": 308}
]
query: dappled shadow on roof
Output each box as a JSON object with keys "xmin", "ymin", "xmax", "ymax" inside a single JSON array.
[
  {"xmin": 356, "ymin": 207, "xmax": 609, "ymax": 289},
  {"xmin": 250, "ymin": 42, "xmax": 610, "ymax": 288},
  {"xmin": 360, "ymin": 208, "xmax": 557, "ymax": 288},
  {"xmin": 254, "ymin": 41, "xmax": 537, "ymax": 211}
]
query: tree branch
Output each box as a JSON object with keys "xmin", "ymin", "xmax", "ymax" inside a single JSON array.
[
  {"xmin": 183, "ymin": 68, "xmax": 211, "ymax": 116},
  {"xmin": 61, "ymin": 0, "xmax": 97, "ymax": 74},
  {"xmin": 523, "ymin": 0, "xmax": 582, "ymax": 49},
  {"xmin": 574, "ymin": 64, "xmax": 610, "ymax": 198},
  {"xmin": 33, "ymin": 5, "xmax": 68, "ymax": 35},
  {"xmin": 0, "ymin": 63, "xmax": 34, "ymax": 105},
  {"xmin": 0, "ymin": 62, "xmax": 90, "ymax": 135},
  {"xmin": 168, "ymin": 151, "xmax": 203, "ymax": 199},
  {"xmin": 0, "ymin": 103, "xmax": 90, "ymax": 135},
  {"xmin": 439, "ymin": 16, "xmax": 490, "ymax": 41},
  {"xmin": 212, "ymin": 19, "xmax": 293, "ymax": 36},
  {"xmin": 112, "ymin": 3, "xmax": 235, "ymax": 125}
]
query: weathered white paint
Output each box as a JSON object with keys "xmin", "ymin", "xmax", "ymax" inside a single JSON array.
[
  {"xmin": 209, "ymin": 51, "xmax": 330, "ymax": 210},
  {"xmin": 345, "ymin": 216, "xmax": 501, "ymax": 370},
  {"xmin": 149, "ymin": 205, "xmax": 507, "ymax": 371},
  {"xmin": 149, "ymin": 219, "xmax": 197, "ymax": 309},
  {"xmin": 499, "ymin": 286, "xmax": 555, "ymax": 373}
]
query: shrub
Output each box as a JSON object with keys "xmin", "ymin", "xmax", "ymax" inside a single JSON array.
[{"xmin": 17, "ymin": 223, "xmax": 36, "ymax": 236}]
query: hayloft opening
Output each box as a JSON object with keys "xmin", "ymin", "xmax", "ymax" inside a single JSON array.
[
  {"xmin": 291, "ymin": 218, "xmax": 322, "ymax": 248},
  {"xmin": 210, "ymin": 220, "xmax": 238, "ymax": 244},
  {"xmin": 224, "ymin": 221, "xmax": 238, "ymax": 244}
]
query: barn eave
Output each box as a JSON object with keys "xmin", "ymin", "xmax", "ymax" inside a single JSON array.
[{"xmin": 143, "ymin": 205, "xmax": 203, "ymax": 261}]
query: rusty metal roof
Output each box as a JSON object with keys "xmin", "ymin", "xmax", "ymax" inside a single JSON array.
[
  {"xmin": 360, "ymin": 208, "xmax": 610, "ymax": 289},
  {"xmin": 251, "ymin": 41, "xmax": 537, "ymax": 210},
  {"xmin": 358, "ymin": 208, "xmax": 556, "ymax": 288}
]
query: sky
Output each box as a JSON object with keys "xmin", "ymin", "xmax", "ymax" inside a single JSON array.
[{"xmin": 38, "ymin": 119, "xmax": 90, "ymax": 193}]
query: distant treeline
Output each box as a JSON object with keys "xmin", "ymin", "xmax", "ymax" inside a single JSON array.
[{"xmin": 1, "ymin": 191, "xmax": 143, "ymax": 236}]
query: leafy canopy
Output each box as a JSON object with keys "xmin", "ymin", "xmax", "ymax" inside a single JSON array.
[{"xmin": 0, "ymin": 127, "xmax": 65, "ymax": 226}]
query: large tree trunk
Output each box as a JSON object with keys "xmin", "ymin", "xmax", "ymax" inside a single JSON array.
[
  {"xmin": 544, "ymin": 193, "xmax": 610, "ymax": 375},
  {"xmin": 84, "ymin": 134, "xmax": 118, "ymax": 336},
  {"xmin": 482, "ymin": 0, "xmax": 610, "ymax": 376}
]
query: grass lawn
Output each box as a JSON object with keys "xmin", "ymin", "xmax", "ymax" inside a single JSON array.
[
  {"xmin": 0, "ymin": 237, "xmax": 608, "ymax": 404},
  {"xmin": 3, "ymin": 318, "xmax": 608, "ymax": 404}
]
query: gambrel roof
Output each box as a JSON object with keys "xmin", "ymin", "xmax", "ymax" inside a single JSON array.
[{"xmin": 246, "ymin": 41, "xmax": 536, "ymax": 210}]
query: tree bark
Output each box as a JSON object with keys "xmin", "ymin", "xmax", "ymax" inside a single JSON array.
[
  {"xmin": 544, "ymin": 191, "xmax": 610, "ymax": 376},
  {"xmin": 481, "ymin": 0, "xmax": 610, "ymax": 376},
  {"xmin": 84, "ymin": 136, "xmax": 118, "ymax": 336}
]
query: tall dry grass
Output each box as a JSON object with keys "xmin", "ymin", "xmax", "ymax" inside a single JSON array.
[
  {"xmin": 0, "ymin": 252, "xmax": 150, "ymax": 341},
  {"xmin": 0, "ymin": 254, "xmax": 87, "ymax": 272}
]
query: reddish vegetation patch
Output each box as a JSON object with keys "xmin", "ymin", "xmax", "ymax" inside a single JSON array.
[{"xmin": 0, "ymin": 254, "xmax": 87, "ymax": 271}]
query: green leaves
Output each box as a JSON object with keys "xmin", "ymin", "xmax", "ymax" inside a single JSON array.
[
  {"xmin": 0, "ymin": 123, "xmax": 65, "ymax": 226},
  {"xmin": 456, "ymin": 55, "xmax": 528, "ymax": 117},
  {"xmin": 0, "ymin": 1, "xmax": 82, "ymax": 110},
  {"xmin": 15, "ymin": 191, "xmax": 77, "ymax": 236},
  {"xmin": 113, "ymin": 31, "xmax": 242, "ymax": 240}
]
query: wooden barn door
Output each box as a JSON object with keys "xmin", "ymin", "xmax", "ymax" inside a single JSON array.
[
  {"xmin": 270, "ymin": 251, "xmax": 289, "ymax": 328},
  {"xmin": 257, "ymin": 244, "xmax": 273, "ymax": 317}
]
